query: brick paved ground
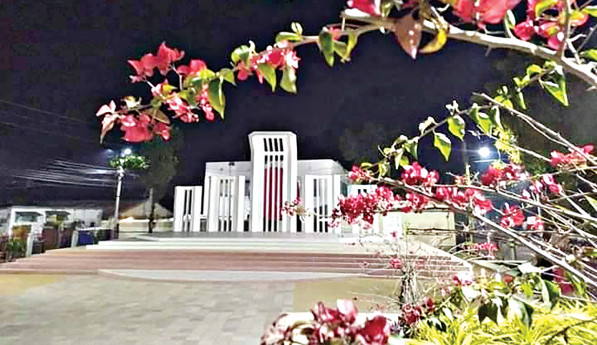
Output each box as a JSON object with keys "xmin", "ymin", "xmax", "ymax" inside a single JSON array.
[{"xmin": 0, "ymin": 275, "xmax": 293, "ymax": 345}]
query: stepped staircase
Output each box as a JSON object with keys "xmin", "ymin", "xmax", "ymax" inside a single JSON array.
[{"xmin": 0, "ymin": 234, "xmax": 471, "ymax": 280}]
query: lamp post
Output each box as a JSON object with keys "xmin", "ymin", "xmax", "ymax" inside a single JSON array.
[{"xmin": 112, "ymin": 148, "xmax": 132, "ymax": 238}]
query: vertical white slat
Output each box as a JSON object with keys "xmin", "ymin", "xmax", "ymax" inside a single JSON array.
[
  {"xmin": 264, "ymin": 141, "xmax": 270, "ymax": 232},
  {"xmin": 275, "ymin": 153, "xmax": 281, "ymax": 232},
  {"xmin": 326, "ymin": 176, "xmax": 333, "ymax": 234},
  {"xmin": 234, "ymin": 176, "xmax": 245, "ymax": 232},
  {"xmin": 227, "ymin": 178, "xmax": 232, "ymax": 231},
  {"xmin": 271, "ymin": 154, "xmax": 277, "ymax": 232},
  {"xmin": 191, "ymin": 186, "xmax": 202, "ymax": 232},
  {"xmin": 173, "ymin": 186, "xmax": 184, "ymax": 232},
  {"xmin": 303, "ymin": 175, "xmax": 314, "ymax": 233},
  {"xmin": 315, "ymin": 178, "xmax": 320, "ymax": 233},
  {"xmin": 207, "ymin": 177, "xmax": 219, "ymax": 232}
]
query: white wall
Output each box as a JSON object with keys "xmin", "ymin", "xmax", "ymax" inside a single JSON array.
[{"xmin": 2, "ymin": 206, "xmax": 103, "ymax": 235}]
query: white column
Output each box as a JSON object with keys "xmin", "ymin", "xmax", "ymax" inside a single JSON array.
[{"xmin": 249, "ymin": 132, "xmax": 298, "ymax": 233}]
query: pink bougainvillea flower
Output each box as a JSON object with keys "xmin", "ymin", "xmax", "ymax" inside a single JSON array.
[
  {"xmin": 347, "ymin": 0, "xmax": 381, "ymax": 16},
  {"xmin": 336, "ymin": 299, "xmax": 358, "ymax": 324},
  {"xmin": 501, "ymin": 203, "xmax": 525, "ymax": 228},
  {"xmin": 401, "ymin": 304, "xmax": 422, "ymax": 325},
  {"xmin": 389, "ymin": 257, "xmax": 403, "ymax": 269},
  {"xmin": 553, "ymin": 268, "xmax": 574, "ymax": 295},
  {"xmin": 453, "ymin": 0, "xmax": 520, "ymax": 28},
  {"xmin": 155, "ymin": 42, "xmax": 185, "ymax": 75},
  {"xmin": 120, "ymin": 114, "xmax": 153, "ymax": 142},
  {"xmin": 356, "ymin": 315, "xmax": 390, "ymax": 345},
  {"xmin": 153, "ymin": 122, "xmax": 171, "ymax": 141},
  {"xmin": 401, "ymin": 162, "xmax": 439, "ymax": 186},
  {"xmin": 177, "ymin": 59, "xmax": 207, "ymax": 76},
  {"xmin": 348, "ymin": 165, "xmax": 371, "ymax": 183},
  {"xmin": 525, "ymin": 216, "xmax": 544, "ymax": 230},
  {"xmin": 514, "ymin": 19, "xmax": 536, "ymax": 41}
]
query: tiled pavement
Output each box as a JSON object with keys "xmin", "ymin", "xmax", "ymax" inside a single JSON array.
[{"xmin": 0, "ymin": 275, "xmax": 294, "ymax": 345}]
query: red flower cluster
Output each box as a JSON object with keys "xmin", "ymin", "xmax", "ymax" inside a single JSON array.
[
  {"xmin": 550, "ymin": 145, "xmax": 594, "ymax": 167},
  {"xmin": 500, "ymin": 203, "xmax": 525, "ymax": 228},
  {"xmin": 281, "ymin": 198, "xmax": 302, "ymax": 217},
  {"xmin": 514, "ymin": 0, "xmax": 589, "ymax": 50},
  {"xmin": 480, "ymin": 164, "xmax": 528, "ymax": 186},
  {"xmin": 389, "ymin": 257, "xmax": 403, "ymax": 269},
  {"xmin": 523, "ymin": 174, "xmax": 565, "ymax": 199},
  {"xmin": 348, "ymin": 165, "xmax": 372, "ymax": 183},
  {"xmin": 452, "ymin": 272, "xmax": 474, "ymax": 286},
  {"xmin": 236, "ymin": 42, "xmax": 300, "ymax": 83},
  {"xmin": 525, "ymin": 216, "xmax": 544, "ymax": 230},
  {"xmin": 433, "ymin": 187, "xmax": 493, "ymax": 215},
  {"xmin": 400, "ymin": 298, "xmax": 436, "ymax": 327},
  {"xmin": 346, "ymin": 0, "xmax": 381, "ymax": 16},
  {"xmin": 400, "ymin": 162, "xmax": 439, "ymax": 187},
  {"xmin": 261, "ymin": 300, "xmax": 391, "ymax": 345},
  {"xmin": 331, "ymin": 186, "xmax": 400, "ymax": 226},
  {"xmin": 471, "ymin": 242, "xmax": 499, "ymax": 254},
  {"xmin": 453, "ymin": 0, "xmax": 520, "ymax": 28},
  {"xmin": 128, "ymin": 43, "xmax": 185, "ymax": 82},
  {"xmin": 96, "ymin": 101, "xmax": 171, "ymax": 143},
  {"xmin": 553, "ymin": 268, "xmax": 574, "ymax": 295}
]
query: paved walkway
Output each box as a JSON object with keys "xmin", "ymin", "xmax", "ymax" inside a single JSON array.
[{"xmin": 0, "ymin": 274, "xmax": 293, "ymax": 345}]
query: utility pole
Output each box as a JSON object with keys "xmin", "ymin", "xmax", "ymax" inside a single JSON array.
[
  {"xmin": 461, "ymin": 141, "xmax": 474, "ymax": 242},
  {"xmin": 113, "ymin": 165, "xmax": 124, "ymax": 239}
]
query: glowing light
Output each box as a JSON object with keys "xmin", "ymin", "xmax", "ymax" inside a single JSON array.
[
  {"xmin": 122, "ymin": 148, "xmax": 132, "ymax": 156},
  {"xmin": 478, "ymin": 146, "xmax": 491, "ymax": 158}
]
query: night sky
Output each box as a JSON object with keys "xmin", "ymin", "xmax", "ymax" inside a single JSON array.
[{"xmin": 0, "ymin": 0, "xmax": 508, "ymax": 205}]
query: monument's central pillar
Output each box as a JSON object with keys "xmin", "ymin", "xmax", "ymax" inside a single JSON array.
[{"xmin": 249, "ymin": 132, "xmax": 297, "ymax": 232}]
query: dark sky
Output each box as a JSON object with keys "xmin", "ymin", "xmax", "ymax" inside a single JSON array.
[{"xmin": 0, "ymin": 0, "xmax": 507, "ymax": 205}]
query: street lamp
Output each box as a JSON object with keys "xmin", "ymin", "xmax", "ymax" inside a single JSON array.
[{"xmin": 478, "ymin": 146, "xmax": 492, "ymax": 159}]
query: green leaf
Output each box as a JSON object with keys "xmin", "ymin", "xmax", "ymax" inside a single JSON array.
[
  {"xmin": 447, "ymin": 115, "xmax": 465, "ymax": 140},
  {"xmin": 207, "ymin": 78, "xmax": 225, "ymax": 119},
  {"xmin": 333, "ymin": 41, "xmax": 348, "ymax": 61},
  {"xmin": 419, "ymin": 116, "xmax": 436, "ymax": 134},
  {"xmin": 489, "ymin": 106, "xmax": 503, "ymax": 130},
  {"xmin": 462, "ymin": 286, "xmax": 480, "ymax": 301},
  {"xmin": 535, "ymin": 0, "xmax": 558, "ymax": 18},
  {"xmin": 526, "ymin": 64, "xmax": 543, "ymax": 77},
  {"xmin": 393, "ymin": 149, "xmax": 409, "ymax": 169},
  {"xmin": 586, "ymin": 196, "xmax": 597, "ymax": 212},
  {"xmin": 345, "ymin": 32, "xmax": 358, "ymax": 60},
  {"xmin": 518, "ymin": 262, "xmax": 544, "ymax": 274},
  {"xmin": 231, "ymin": 44, "xmax": 252, "ymax": 65},
  {"xmin": 514, "ymin": 90, "xmax": 527, "ymax": 110},
  {"xmin": 403, "ymin": 139, "xmax": 418, "ymax": 159},
  {"xmin": 280, "ymin": 66, "xmax": 297, "ymax": 94},
  {"xmin": 257, "ymin": 63, "xmax": 277, "ymax": 91},
  {"xmin": 469, "ymin": 107, "xmax": 493, "ymax": 135},
  {"xmin": 580, "ymin": 49, "xmax": 597, "ymax": 61},
  {"xmin": 583, "ymin": 6, "xmax": 597, "ymax": 17},
  {"xmin": 378, "ymin": 161, "xmax": 389, "ymax": 177},
  {"xmin": 509, "ymin": 299, "xmax": 533, "ymax": 328},
  {"xmin": 505, "ymin": 10, "xmax": 516, "ymax": 30},
  {"xmin": 478, "ymin": 302, "xmax": 499, "ymax": 324},
  {"xmin": 218, "ymin": 68, "xmax": 236, "ymax": 85},
  {"xmin": 541, "ymin": 280, "xmax": 560, "ymax": 307},
  {"xmin": 419, "ymin": 28, "xmax": 447, "ymax": 54},
  {"xmin": 540, "ymin": 79, "xmax": 568, "ymax": 106},
  {"xmin": 291, "ymin": 22, "xmax": 303, "ymax": 35},
  {"xmin": 275, "ymin": 32, "xmax": 302, "ymax": 43},
  {"xmin": 433, "ymin": 132, "xmax": 452, "ymax": 161},
  {"xmin": 565, "ymin": 271, "xmax": 587, "ymax": 296},
  {"xmin": 318, "ymin": 29, "xmax": 334, "ymax": 67}
]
